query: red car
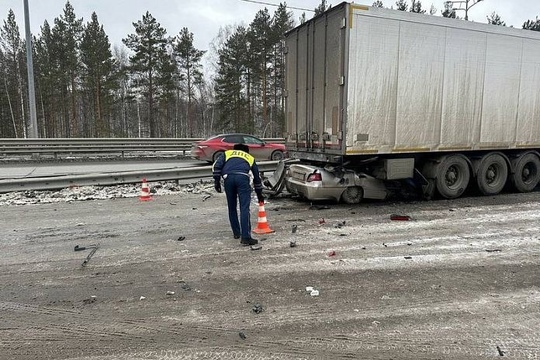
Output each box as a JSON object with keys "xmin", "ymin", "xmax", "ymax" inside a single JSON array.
[{"xmin": 191, "ymin": 133, "xmax": 287, "ymax": 163}]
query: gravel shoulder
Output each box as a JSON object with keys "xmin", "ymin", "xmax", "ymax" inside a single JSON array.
[{"xmin": 1, "ymin": 186, "xmax": 540, "ymax": 359}]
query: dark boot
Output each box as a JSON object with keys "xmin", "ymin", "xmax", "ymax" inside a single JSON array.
[{"xmin": 240, "ymin": 237, "xmax": 258, "ymax": 246}]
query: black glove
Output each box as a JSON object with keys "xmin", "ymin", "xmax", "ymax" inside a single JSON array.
[
  {"xmin": 256, "ymin": 190, "xmax": 264, "ymax": 203},
  {"xmin": 214, "ymin": 178, "xmax": 222, "ymax": 193}
]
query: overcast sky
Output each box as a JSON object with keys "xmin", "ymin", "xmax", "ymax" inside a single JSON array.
[{"xmin": 1, "ymin": 0, "xmax": 539, "ymax": 64}]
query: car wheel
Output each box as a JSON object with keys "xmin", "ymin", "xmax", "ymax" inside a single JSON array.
[
  {"xmin": 213, "ymin": 151, "xmax": 224, "ymax": 163},
  {"xmin": 271, "ymin": 150, "xmax": 284, "ymax": 161},
  {"xmin": 341, "ymin": 186, "xmax": 363, "ymax": 204}
]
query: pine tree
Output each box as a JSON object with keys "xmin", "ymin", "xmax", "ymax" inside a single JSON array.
[
  {"xmin": 523, "ymin": 17, "xmax": 540, "ymax": 31},
  {"xmin": 314, "ymin": 0, "xmax": 330, "ymax": 16},
  {"xmin": 80, "ymin": 12, "xmax": 115, "ymax": 137},
  {"xmin": 441, "ymin": 2, "xmax": 456, "ymax": 18},
  {"xmin": 487, "ymin": 12, "xmax": 506, "ymax": 26},
  {"xmin": 248, "ymin": 9, "xmax": 273, "ymax": 135},
  {"xmin": 410, "ymin": 1, "xmax": 426, "ymax": 14},
  {"xmin": 34, "ymin": 20, "xmax": 58, "ymax": 137},
  {"xmin": 215, "ymin": 26, "xmax": 250, "ymax": 133},
  {"xmin": 372, "ymin": 1, "xmax": 384, "ymax": 8},
  {"xmin": 122, "ymin": 11, "xmax": 169, "ymax": 137},
  {"xmin": 173, "ymin": 27, "xmax": 205, "ymax": 137},
  {"xmin": 52, "ymin": 1, "xmax": 83, "ymax": 136},
  {"xmin": 0, "ymin": 9, "xmax": 25, "ymax": 137},
  {"xmin": 269, "ymin": 3, "xmax": 294, "ymax": 137},
  {"xmin": 395, "ymin": 0, "xmax": 408, "ymax": 11}
]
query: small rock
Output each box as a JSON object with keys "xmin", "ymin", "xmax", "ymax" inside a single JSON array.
[
  {"xmin": 181, "ymin": 283, "xmax": 191, "ymax": 291},
  {"xmin": 289, "ymin": 241, "xmax": 297, "ymax": 248},
  {"xmin": 252, "ymin": 304, "xmax": 263, "ymax": 314},
  {"xmin": 166, "ymin": 291, "xmax": 175, "ymax": 295},
  {"xmin": 139, "ymin": 296, "xmax": 146, "ymax": 301},
  {"xmin": 239, "ymin": 332, "xmax": 247, "ymax": 340},
  {"xmin": 310, "ymin": 290, "xmax": 320, "ymax": 297}
]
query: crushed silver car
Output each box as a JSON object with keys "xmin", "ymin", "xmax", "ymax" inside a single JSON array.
[{"xmin": 283, "ymin": 163, "xmax": 388, "ymax": 204}]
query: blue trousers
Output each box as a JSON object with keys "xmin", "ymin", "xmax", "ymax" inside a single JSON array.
[{"xmin": 224, "ymin": 174, "xmax": 252, "ymax": 239}]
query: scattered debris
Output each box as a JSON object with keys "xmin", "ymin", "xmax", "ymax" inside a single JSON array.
[
  {"xmin": 485, "ymin": 249, "xmax": 502, "ymax": 253},
  {"xmin": 361, "ymin": 246, "xmax": 366, "ymax": 250},
  {"xmin": 177, "ymin": 236, "xmax": 186, "ymax": 241},
  {"xmin": 239, "ymin": 332, "xmax": 247, "ymax": 340},
  {"xmin": 139, "ymin": 296, "xmax": 146, "ymax": 301},
  {"xmin": 496, "ymin": 345, "xmax": 505, "ymax": 356},
  {"xmin": 310, "ymin": 289, "xmax": 320, "ymax": 297},
  {"xmin": 202, "ymin": 195, "xmax": 211, "ymax": 201},
  {"xmin": 339, "ymin": 233, "xmax": 347, "ymax": 237},
  {"xmin": 252, "ymin": 304, "xmax": 264, "ymax": 314},
  {"xmin": 250, "ymin": 244, "xmax": 262, "ymax": 251},
  {"xmin": 404, "ymin": 256, "xmax": 413, "ymax": 260},
  {"xmin": 328, "ymin": 250, "xmax": 336, "ymax": 257},
  {"xmin": 181, "ymin": 283, "xmax": 191, "ymax": 291},
  {"xmin": 292, "ymin": 224, "xmax": 298, "ymax": 233},
  {"xmin": 383, "ymin": 243, "xmax": 388, "ymax": 248},
  {"xmin": 305, "ymin": 286, "xmax": 314, "ymax": 292},
  {"xmin": 310, "ymin": 204, "xmax": 330, "ymax": 210},
  {"xmin": 75, "ymin": 244, "xmax": 100, "ymax": 267},
  {"xmin": 333, "ymin": 220, "xmax": 346, "ymax": 228},
  {"xmin": 166, "ymin": 291, "xmax": 175, "ymax": 295},
  {"xmin": 82, "ymin": 295, "xmax": 97, "ymax": 305},
  {"xmin": 289, "ymin": 241, "xmax": 297, "ymax": 248},
  {"xmin": 390, "ymin": 214, "xmax": 411, "ymax": 221},
  {"xmin": 74, "ymin": 244, "xmax": 97, "ymax": 252},
  {"xmin": 318, "ymin": 218, "xmax": 326, "ymax": 225}
]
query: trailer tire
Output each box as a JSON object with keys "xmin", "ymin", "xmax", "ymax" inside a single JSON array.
[
  {"xmin": 434, "ymin": 155, "xmax": 470, "ymax": 199},
  {"xmin": 341, "ymin": 186, "xmax": 363, "ymax": 204},
  {"xmin": 510, "ymin": 153, "xmax": 540, "ymax": 193},
  {"xmin": 476, "ymin": 153, "xmax": 508, "ymax": 195}
]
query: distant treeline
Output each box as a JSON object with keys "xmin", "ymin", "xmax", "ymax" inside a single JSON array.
[{"xmin": 0, "ymin": 0, "xmax": 538, "ymax": 138}]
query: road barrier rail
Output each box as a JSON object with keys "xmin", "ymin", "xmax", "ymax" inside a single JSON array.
[
  {"xmin": 0, "ymin": 161, "xmax": 281, "ymax": 194},
  {"xmin": 0, "ymin": 138, "xmax": 285, "ymax": 158}
]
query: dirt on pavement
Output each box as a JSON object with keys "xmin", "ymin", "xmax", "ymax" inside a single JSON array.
[{"xmin": 1, "ymin": 187, "xmax": 540, "ymax": 359}]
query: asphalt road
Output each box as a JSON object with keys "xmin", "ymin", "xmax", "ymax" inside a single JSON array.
[
  {"xmin": 1, "ymin": 188, "xmax": 539, "ymax": 359},
  {"xmin": 0, "ymin": 159, "xmax": 208, "ymax": 180}
]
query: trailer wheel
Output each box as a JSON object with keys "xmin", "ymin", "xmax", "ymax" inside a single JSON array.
[
  {"xmin": 434, "ymin": 155, "xmax": 470, "ymax": 199},
  {"xmin": 341, "ymin": 186, "xmax": 363, "ymax": 204},
  {"xmin": 510, "ymin": 153, "xmax": 540, "ymax": 192},
  {"xmin": 476, "ymin": 153, "xmax": 508, "ymax": 195}
]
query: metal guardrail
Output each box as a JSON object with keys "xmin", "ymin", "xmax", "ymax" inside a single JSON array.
[
  {"xmin": 0, "ymin": 161, "xmax": 280, "ymax": 193},
  {"xmin": 0, "ymin": 138, "xmax": 286, "ymax": 157}
]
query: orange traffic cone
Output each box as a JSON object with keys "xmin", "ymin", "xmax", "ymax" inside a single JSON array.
[
  {"xmin": 253, "ymin": 201, "xmax": 275, "ymax": 234},
  {"xmin": 139, "ymin": 178, "xmax": 152, "ymax": 201}
]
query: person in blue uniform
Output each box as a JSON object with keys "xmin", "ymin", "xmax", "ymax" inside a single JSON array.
[{"xmin": 212, "ymin": 143, "xmax": 265, "ymax": 246}]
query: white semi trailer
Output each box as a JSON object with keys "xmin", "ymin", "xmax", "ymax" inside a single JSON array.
[{"xmin": 278, "ymin": 2, "xmax": 540, "ymax": 203}]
